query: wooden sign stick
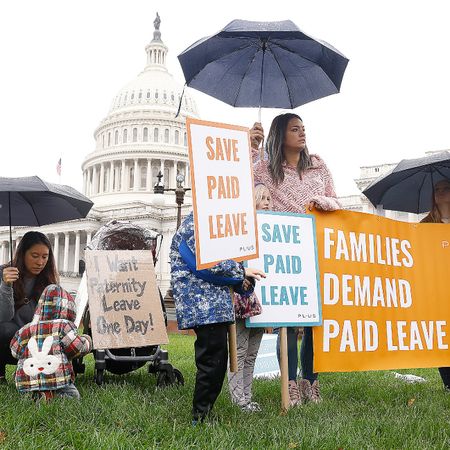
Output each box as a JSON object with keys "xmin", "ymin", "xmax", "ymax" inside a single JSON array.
[
  {"xmin": 280, "ymin": 327, "xmax": 290, "ymax": 411},
  {"xmin": 228, "ymin": 322, "xmax": 238, "ymax": 372}
]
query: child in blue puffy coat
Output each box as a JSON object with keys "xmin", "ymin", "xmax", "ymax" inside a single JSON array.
[{"xmin": 170, "ymin": 212, "xmax": 264, "ymax": 423}]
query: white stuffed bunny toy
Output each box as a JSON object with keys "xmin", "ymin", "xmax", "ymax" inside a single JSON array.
[{"xmin": 23, "ymin": 336, "xmax": 61, "ymax": 377}]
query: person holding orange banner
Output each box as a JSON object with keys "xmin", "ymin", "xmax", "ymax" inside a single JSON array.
[
  {"xmin": 420, "ymin": 178, "xmax": 450, "ymax": 391},
  {"xmin": 250, "ymin": 113, "xmax": 340, "ymax": 405}
]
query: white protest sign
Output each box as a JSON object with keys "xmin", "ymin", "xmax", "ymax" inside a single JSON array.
[
  {"xmin": 85, "ymin": 250, "xmax": 168, "ymax": 349},
  {"xmin": 74, "ymin": 272, "xmax": 88, "ymax": 328},
  {"xmin": 253, "ymin": 334, "xmax": 280, "ymax": 379},
  {"xmin": 247, "ymin": 211, "xmax": 322, "ymax": 327},
  {"xmin": 187, "ymin": 117, "xmax": 258, "ymax": 269}
]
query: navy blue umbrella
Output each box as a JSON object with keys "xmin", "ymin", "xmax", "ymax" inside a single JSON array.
[
  {"xmin": 363, "ymin": 151, "xmax": 450, "ymax": 214},
  {"xmin": 0, "ymin": 176, "xmax": 93, "ymax": 262},
  {"xmin": 178, "ymin": 19, "xmax": 349, "ymax": 110}
]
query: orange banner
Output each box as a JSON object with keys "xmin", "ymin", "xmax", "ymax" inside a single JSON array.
[{"xmin": 313, "ymin": 209, "xmax": 450, "ymax": 372}]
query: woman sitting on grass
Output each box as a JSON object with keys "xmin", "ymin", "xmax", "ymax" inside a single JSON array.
[{"xmin": 0, "ymin": 231, "xmax": 58, "ymax": 383}]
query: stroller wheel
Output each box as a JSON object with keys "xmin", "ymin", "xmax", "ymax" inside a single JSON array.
[
  {"xmin": 94, "ymin": 368, "xmax": 104, "ymax": 386},
  {"xmin": 156, "ymin": 368, "xmax": 184, "ymax": 388},
  {"xmin": 173, "ymin": 368, "xmax": 184, "ymax": 386}
]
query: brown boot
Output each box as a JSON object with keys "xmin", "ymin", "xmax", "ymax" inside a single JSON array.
[
  {"xmin": 310, "ymin": 380, "xmax": 322, "ymax": 403},
  {"xmin": 298, "ymin": 379, "xmax": 322, "ymax": 403},
  {"xmin": 298, "ymin": 379, "xmax": 312, "ymax": 403}
]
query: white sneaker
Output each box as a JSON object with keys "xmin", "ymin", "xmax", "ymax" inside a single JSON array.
[{"xmin": 241, "ymin": 401, "xmax": 262, "ymax": 412}]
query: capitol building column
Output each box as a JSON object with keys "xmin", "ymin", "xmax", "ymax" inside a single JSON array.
[
  {"xmin": 185, "ymin": 162, "xmax": 190, "ymax": 188},
  {"xmin": 92, "ymin": 165, "xmax": 98, "ymax": 195},
  {"xmin": 85, "ymin": 168, "xmax": 91, "ymax": 196},
  {"xmin": 100, "ymin": 163, "xmax": 105, "ymax": 194},
  {"xmin": 73, "ymin": 231, "xmax": 81, "ymax": 273},
  {"xmin": 83, "ymin": 172, "xmax": 87, "ymax": 196},
  {"xmin": 147, "ymin": 159, "xmax": 152, "ymax": 190},
  {"xmin": 121, "ymin": 160, "xmax": 126, "ymax": 192},
  {"xmin": 109, "ymin": 161, "xmax": 114, "ymax": 192},
  {"xmin": 63, "ymin": 233, "xmax": 70, "ymax": 273},
  {"xmin": 134, "ymin": 159, "xmax": 139, "ymax": 191},
  {"xmin": 53, "ymin": 233, "xmax": 60, "ymax": 270},
  {"xmin": 160, "ymin": 159, "xmax": 165, "ymax": 184},
  {"xmin": 171, "ymin": 160, "xmax": 178, "ymax": 187}
]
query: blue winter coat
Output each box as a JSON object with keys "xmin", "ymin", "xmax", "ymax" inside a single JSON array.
[{"xmin": 170, "ymin": 212, "xmax": 250, "ymax": 330}]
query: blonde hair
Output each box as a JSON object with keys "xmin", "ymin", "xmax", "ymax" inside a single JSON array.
[{"xmin": 254, "ymin": 183, "xmax": 273, "ymax": 209}]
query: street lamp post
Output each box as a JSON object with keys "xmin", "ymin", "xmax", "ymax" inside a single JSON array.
[
  {"xmin": 153, "ymin": 170, "xmax": 191, "ymax": 310},
  {"xmin": 153, "ymin": 170, "xmax": 191, "ymax": 229}
]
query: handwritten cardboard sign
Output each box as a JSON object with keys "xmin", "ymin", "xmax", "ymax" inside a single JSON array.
[
  {"xmin": 85, "ymin": 250, "xmax": 168, "ymax": 349},
  {"xmin": 312, "ymin": 209, "xmax": 450, "ymax": 372},
  {"xmin": 247, "ymin": 211, "xmax": 322, "ymax": 327},
  {"xmin": 187, "ymin": 117, "xmax": 258, "ymax": 269}
]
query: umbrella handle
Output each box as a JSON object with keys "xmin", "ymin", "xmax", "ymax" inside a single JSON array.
[
  {"xmin": 8, "ymin": 192, "xmax": 13, "ymax": 265},
  {"xmin": 257, "ymin": 107, "xmax": 265, "ymax": 160}
]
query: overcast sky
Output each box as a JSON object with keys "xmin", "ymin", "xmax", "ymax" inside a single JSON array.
[{"xmin": 1, "ymin": 0, "xmax": 449, "ymax": 196}]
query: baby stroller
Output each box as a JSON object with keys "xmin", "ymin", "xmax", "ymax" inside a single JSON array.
[{"xmin": 74, "ymin": 220, "xmax": 183, "ymax": 387}]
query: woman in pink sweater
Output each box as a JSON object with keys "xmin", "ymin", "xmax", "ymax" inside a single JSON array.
[{"xmin": 250, "ymin": 113, "xmax": 340, "ymax": 406}]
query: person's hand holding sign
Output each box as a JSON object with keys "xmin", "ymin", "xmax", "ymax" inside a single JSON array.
[
  {"xmin": 241, "ymin": 267, "xmax": 266, "ymax": 292},
  {"xmin": 308, "ymin": 201, "xmax": 319, "ymax": 211},
  {"xmin": 244, "ymin": 267, "xmax": 266, "ymax": 281}
]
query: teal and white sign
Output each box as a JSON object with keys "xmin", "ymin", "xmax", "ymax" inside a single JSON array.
[
  {"xmin": 247, "ymin": 211, "xmax": 322, "ymax": 327},
  {"xmin": 253, "ymin": 334, "xmax": 280, "ymax": 378}
]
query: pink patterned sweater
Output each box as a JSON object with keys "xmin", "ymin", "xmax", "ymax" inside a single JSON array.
[{"xmin": 253, "ymin": 153, "xmax": 340, "ymax": 213}]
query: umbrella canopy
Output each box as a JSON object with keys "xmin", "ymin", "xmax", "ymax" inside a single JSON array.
[
  {"xmin": 0, "ymin": 176, "xmax": 93, "ymax": 261},
  {"xmin": 178, "ymin": 19, "xmax": 349, "ymax": 109},
  {"xmin": 362, "ymin": 151, "xmax": 450, "ymax": 214}
]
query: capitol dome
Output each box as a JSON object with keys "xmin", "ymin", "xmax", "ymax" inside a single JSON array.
[
  {"xmin": 108, "ymin": 62, "xmax": 198, "ymax": 117},
  {"xmin": 81, "ymin": 14, "xmax": 198, "ymax": 209}
]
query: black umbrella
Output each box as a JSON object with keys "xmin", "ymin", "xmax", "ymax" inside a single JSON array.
[
  {"xmin": 178, "ymin": 19, "xmax": 349, "ymax": 112},
  {"xmin": 0, "ymin": 176, "xmax": 94, "ymax": 262},
  {"xmin": 362, "ymin": 151, "xmax": 450, "ymax": 214}
]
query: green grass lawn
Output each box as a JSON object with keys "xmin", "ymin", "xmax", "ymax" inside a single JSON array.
[{"xmin": 0, "ymin": 333, "xmax": 449, "ymax": 450}]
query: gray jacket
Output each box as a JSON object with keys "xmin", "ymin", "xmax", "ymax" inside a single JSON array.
[
  {"xmin": 0, "ymin": 267, "xmax": 37, "ymax": 327},
  {"xmin": 0, "ymin": 267, "xmax": 14, "ymax": 321}
]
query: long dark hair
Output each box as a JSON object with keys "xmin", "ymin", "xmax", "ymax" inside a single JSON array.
[
  {"xmin": 10, "ymin": 231, "xmax": 58, "ymax": 309},
  {"xmin": 428, "ymin": 179, "xmax": 450, "ymax": 223},
  {"xmin": 265, "ymin": 113, "xmax": 313, "ymax": 185}
]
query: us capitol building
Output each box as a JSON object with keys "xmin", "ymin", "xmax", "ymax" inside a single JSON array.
[
  {"xmin": 0, "ymin": 15, "xmax": 442, "ymax": 294},
  {"xmin": 0, "ymin": 16, "xmax": 197, "ymax": 294}
]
